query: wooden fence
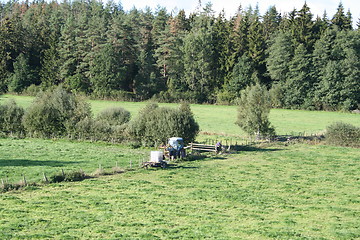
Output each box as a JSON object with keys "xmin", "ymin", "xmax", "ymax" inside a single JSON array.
[{"xmin": 189, "ymin": 143, "xmax": 218, "ymax": 153}]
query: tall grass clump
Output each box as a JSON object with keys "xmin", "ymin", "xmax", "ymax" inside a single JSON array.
[
  {"xmin": 0, "ymin": 99, "xmax": 25, "ymax": 137},
  {"xmin": 126, "ymin": 102, "xmax": 199, "ymax": 146},
  {"xmin": 326, "ymin": 122, "xmax": 360, "ymax": 148}
]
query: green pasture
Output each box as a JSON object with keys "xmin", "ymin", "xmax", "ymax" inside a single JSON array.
[
  {"xmin": 1, "ymin": 94, "xmax": 359, "ymax": 137},
  {"xmin": 1, "ymin": 142, "xmax": 359, "ymax": 239},
  {"xmin": 0, "ymin": 138, "xmax": 147, "ymax": 183}
]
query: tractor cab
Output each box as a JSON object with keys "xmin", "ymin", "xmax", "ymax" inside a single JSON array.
[{"xmin": 166, "ymin": 137, "xmax": 186, "ymax": 160}]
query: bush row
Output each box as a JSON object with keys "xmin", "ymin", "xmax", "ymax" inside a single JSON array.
[{"xmin": 0, "ymin": 86, "xmax": 199, "ymax": 146}]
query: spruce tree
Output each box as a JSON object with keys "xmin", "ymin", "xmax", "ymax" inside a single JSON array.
[
  {"xmin": 263, "ymin": 6, "xmax": 281, "ymax": 42},
  {"xmin": 284, "ymin": 44, "xmax": 314, "ymax": 108},
  {"xmin": 8, "ymin": 53, "xmax": 35, "ymax": 92},
  {"xmin": 226, "ymin": 54, "xmax": 254, "ymax": 99},
  {"xmin": 266, "ymin": 31, "xmax": 294, "ymax": 83},
  {"xmin": 332, "ymin": 3, "xmax": 352, "ymax": 31},
  {"xmin": 182, "ymin": 11, "xmax": 216, "ymax": 102}
]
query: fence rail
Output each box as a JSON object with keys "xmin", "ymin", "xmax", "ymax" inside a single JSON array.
[{"xmin": 189, "ymin": 143, "xmax": 218, "ymax": 153}]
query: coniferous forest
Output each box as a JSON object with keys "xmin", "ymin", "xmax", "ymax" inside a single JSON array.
[{"xmin": 0, "ymin": 0, "xmax": 359, "ymax": 110}]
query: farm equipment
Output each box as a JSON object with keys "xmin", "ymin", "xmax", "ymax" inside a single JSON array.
[
  {"xmin": 143, "ymin": 137, "xmax": 186, "ymax": 169},
  {"xmin": 142, "ymin": 151, "xmax": 168, "ymax": 169},
  {"xmin": 164, "ymin": 137, "xmax": 186, "ymax": 160}
]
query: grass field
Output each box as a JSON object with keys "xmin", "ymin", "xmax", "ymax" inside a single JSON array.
[
  {"xmin": 0, "ymin": 138, "xmax": 148, "ymax": 183},
  {"xmin": 1, "ymin": 94, "xmax": 360, "ymax": 239},
  {"xmin": 1, "ymin": 142, "xmax": 359, "ymax": 239},
  {"xmin": 1, "ymin": 94, "xmax": 360, "ymax": 137}
]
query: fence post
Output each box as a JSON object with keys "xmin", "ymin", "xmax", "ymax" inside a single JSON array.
[
  {"xmin": 23, "ymin": 174, "xmax": 27, "ymax": 186},
  {"xmin": 43, "ymin": 172, "xmax": 48, "ymax": 183}
]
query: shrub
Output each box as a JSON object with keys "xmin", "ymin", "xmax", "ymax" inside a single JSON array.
[
  {"xmin": 326, "ymin": 122, "xmax": 360, "ymax": 148},
  {"xmin": 126, "ymin": 102, "xmax": 199, "ymax": 146},
  {"xmin": 96, "ymin": 107, "xmax": 130, "ymax": 126},
  {"xmin": 23, "ymin": 86, "xmax": 92, "ymax": 138},
  {"xmin": 90, "ymin": 90, "xmax": 135, "ymax": 101},
  {"xmin": 22, "ymin": 84, "xmax": 43, "ymax": 96},
  {"xmin": 0, "ymin": 99, "xmax": 25, "ymax": 137},
  {"xmin": 92, "ymin": 120, "xmax": 112, "ymax": 142},
  {"xmin": 49, "ymin": 170, "xmax": 87, "ymax": 183},
  {"xmin": 64, "ymin": 170, "xmax": 87, "ymax": 182},
  {"xmin": 49, "ymin": 174, "xmax": 65, "ymax": 183},
  {"xmin": 236, "ymin": 84, "xmax": 276, "ymax": 139}
]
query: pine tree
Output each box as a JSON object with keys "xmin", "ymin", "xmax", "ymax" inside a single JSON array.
[
  {"xmin": 294, "ymin": 3, "xmax": 315, "ymax": 49},
  {"xmin": 332, "ymin": 3, "xmax": 352, "ymax": 31},
  {"xmin": 40, "ymin": 35, "xmax": 61, "ymax": 88},
  {"xmin": 182, "ymin": 12, "xmax": 215, "ymax": 102},
  {"xmin": 8, "ymin": 53, "xmax": 35, "ymax": 92},
  {"xmin": 164, "ymin": 10, "xmax": 189, "ymax": 96},
  {"xmin": 231, "ymin": 6, "xmax": 250, "ymax": 64},
  {"xmin": 212, "ymin": 10, "xmax": 232, "ymax": 88},
  {"xmin": 263, "ymin": 6, "xmax": 281, "ymax": 41},
  {"xmin": 313, "ymin": 30, "xmax": 360, "ymax": 110},
  {"xmin": 107, "ymin": 11, "xmax": 138, "ymax": 92},
  {"xmin": 226, "ymin": 54, "xmax": 254, "ymax": 99},
  {"xmin": 154, "ymin": 11, "xmax": 172, "ymax": 81},
  {"xmin": 266, "ymin": 31, "xmax": 294, "ymax": 84},
  {"xmin": 247, "ymin": 11, "xmax": 267, "ymax": 85},
  {"xmin": 312, "ymin": 28, "xmax": 338, "ymax": 108},
  {"xmin": 284, "ymin": 44, "xmax": 314, "ymax": 108},
  {"xmin": 89, "ymin": 43, "xmax": 126, "ymax": 95}
]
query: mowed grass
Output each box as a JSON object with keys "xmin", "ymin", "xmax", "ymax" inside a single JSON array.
[
  {"xmin": 0, "ymin": 138, "xmax": 147, "ymax": 183},
  {"xmin": 1, "ymin": 143, "xmax": 359, "ymax": 239},
  {"xmin": 1, "ymin": 94, "xmax": 360, "ymax": 136}
]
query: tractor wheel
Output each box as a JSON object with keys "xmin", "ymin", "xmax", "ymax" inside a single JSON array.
[{"xmin": 161, "ymin": 162, "xmax": 167, "ymax": 169}]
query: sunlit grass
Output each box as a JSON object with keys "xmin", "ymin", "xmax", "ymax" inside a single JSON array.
[{"xmin": 1, "ymin": 143, "xmax": 359, "ymax": 239}]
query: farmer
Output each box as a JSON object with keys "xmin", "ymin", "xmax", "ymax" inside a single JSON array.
[{"xmin": 216, "ymin": 141, "xmax": 222, "ymax": 154}]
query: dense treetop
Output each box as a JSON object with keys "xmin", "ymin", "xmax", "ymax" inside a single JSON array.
[{"xmin": 0, "ymin": 0, "xmax": 359, "ymax": 110}]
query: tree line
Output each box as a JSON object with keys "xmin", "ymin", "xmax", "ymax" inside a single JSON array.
[{"xmin": 0, "ymin": 0, "xmax": 359, "ymax": 110}]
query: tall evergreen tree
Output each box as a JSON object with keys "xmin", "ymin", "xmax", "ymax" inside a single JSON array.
[
  {"xmin": 8, "ymin": 53, "xmax": 35, "ymax": 92},
  {"xmin": 294, "ymin": 3, "xmax": 315, "ymax": 49},
  {"xmin": 182, "ymin": 11, "xmax": 215, "ymax": 102},
  {"xmin": 247, "ymin": 10, "xmax": 267, "ymax": 85},
  {"xmin": 266, "ymin": 31, "xmax": 294, "ymax": 84},
  {"xmin": 226, "ymin": 54, "xmax": 255, "ymax": 99},
  {"xmin": 263, "ymin": 6, "xmax": 281, "ymax": 42},
  {"xmin": 331, "ymin": 3, "xmax": 352, "ymax": 31},
  {"xmin": 212, "ymin": 10, "xmax": 232, "ymax": 87},
  {"xmin": 284, "ymin": 44, "xmax": 314, "ymax": 108}
]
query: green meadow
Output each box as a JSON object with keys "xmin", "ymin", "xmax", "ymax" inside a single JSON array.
[
  {"xmin": 0, "ymin": 138, "xmax": 147, "ymax": 183},
  {"xmin": 1, "ymin": 143, "xmax": 359, "ymax": 239},
  {"xmin": 1, "ymin": 94, "xmax": 360, "ymax": 239}
]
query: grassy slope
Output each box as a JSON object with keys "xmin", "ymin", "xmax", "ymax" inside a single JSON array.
[
  {"xmin": 1, "ymin": 143, "xmax": 359, "ymax": 239},
  {"xmin": 1, "ymin": 94, "xmax": 360, "ymax": 136}
]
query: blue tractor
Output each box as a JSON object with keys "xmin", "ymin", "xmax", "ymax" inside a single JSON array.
[{"xmin": 166, "ymin": 137, "xmax": 186, "ymax": 160}]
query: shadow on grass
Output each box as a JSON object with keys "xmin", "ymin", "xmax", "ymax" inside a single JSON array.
[
  {"xmin": 0, "ymin": 159, "xmax": 81, "ymax": 167},
  {"xmin": 166, "ymin": 164, "xmax": 198, "ymax": 169}
]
